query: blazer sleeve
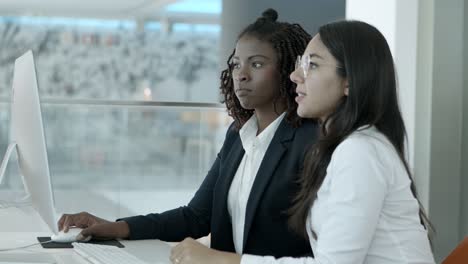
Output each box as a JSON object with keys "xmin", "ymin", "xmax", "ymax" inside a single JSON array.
[{"xmin": 118, "ymin": 123, "xmax": 237, "ymax": 241}]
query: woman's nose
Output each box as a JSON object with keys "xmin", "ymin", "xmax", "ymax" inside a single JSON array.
[
  {"xmin": 235, "ymin": 69, "xmax": 250, "ymax": 82},
  {"xmin": 237, "ymin": 75, "xmax": 248, "ymax": 82},
  {"xmin": 290, "ymin": 68, "xmax": 304, "ymax": 84}
]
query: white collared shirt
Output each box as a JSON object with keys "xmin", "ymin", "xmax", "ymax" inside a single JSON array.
[
  {"xmin": 228, "ymin": 112, "xmax": 286, "ymax": 254},
  {"xmin": 241, "ymin": 126, "xmax": 435, "ymax": 264}
]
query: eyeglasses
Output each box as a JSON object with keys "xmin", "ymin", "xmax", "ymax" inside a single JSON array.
[
  {"xmin": 295, "ymin": 55, "xmax": 343, "ymax": 78},
  {"xmin": 295, "ymin": 55, "xmax": 310, "ymax": 78}
]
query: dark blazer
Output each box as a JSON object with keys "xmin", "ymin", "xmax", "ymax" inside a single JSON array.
[{"xmin": 120, "ymin": 118, "xmax": 318, "ymax": 258}]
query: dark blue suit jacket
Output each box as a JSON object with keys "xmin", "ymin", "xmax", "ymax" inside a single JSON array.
[{"xmin": 120, "ymin": 118, "xmax": 318, "ymax": 258}]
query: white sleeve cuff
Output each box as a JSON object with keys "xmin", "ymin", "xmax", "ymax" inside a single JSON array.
[
  {"xmin": 241, "ymin": 254, "xmax": 270, "ymax": 264},
  {"xmin": 241, "ymin": 254, "xmax": 315, "ymax": 264}
]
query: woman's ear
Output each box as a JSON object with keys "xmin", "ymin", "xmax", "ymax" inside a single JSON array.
[{"xmin": 343, "ymin": 79, "xmax": 349, "ymax": 96}]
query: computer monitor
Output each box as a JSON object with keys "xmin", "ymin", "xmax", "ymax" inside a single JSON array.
[{"xmin": 10, "ymin": 50, "xmax": 58, "ymax": 234}]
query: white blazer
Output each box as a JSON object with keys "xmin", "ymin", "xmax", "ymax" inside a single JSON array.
[{"xmin": 242, "ymin": 126, "xmax": 435, "ymax": 264}]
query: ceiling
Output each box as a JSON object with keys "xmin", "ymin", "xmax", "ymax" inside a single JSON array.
[{"xmin": 0, "ymin": 0, "xmax": 220, "ymax": 23}]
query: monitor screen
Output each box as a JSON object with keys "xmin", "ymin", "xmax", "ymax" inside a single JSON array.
[{"xmin": 11, "ymin": 50, "xmax": 58, "ymax": 234}]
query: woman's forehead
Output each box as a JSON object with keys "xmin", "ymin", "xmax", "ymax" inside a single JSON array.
[
  {"xmin": 304, "ymin": 34, "xmax": 333, "ymax": 61},
  {"xmin": 234, "ymin": 36, "xmax": 276, "ymax": 58}
]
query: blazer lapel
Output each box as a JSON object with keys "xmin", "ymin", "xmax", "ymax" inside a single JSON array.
[
  {"xmin": 212, "ymin": 135, "xmax": 245, "ymax": 250},
  {"xmin": 242, "ymin": 120, "xmax": 295, "ymax": 251},
  {"xmin": 217, "ymin": 136, "xmax": 245, "ymax": 202}
]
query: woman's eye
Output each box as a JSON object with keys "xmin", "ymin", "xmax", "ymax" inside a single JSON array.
[
  {"xmin": 232, "ymin": 62, "xmax": 240, "ymax": 69},
  {"xmin": 310, "ymin": 62, "xmax": 318, "ymax": 69},
  {"xmin": 252, "ymin": 62, "xmax": 263, "ymax": 68}
]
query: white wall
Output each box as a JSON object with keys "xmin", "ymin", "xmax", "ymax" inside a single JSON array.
[
  {"xmin": 394, "ymin": 0, "xmax": 418, "ymax": 170},
  {"xmin": 414, "ymin": 0, "xmax": 434, "ymax": 222}
]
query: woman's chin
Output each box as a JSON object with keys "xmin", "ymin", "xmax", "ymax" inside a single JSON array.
[
  {"xmin": 238, "ymin": 101, "xmax": 254, "ymax": 110},
  {"xmin": 297, "ymin": 108, "xmax": 312, "ymax": 118}
]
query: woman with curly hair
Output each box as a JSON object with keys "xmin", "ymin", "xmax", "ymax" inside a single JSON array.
[{"xmin": 58, "ymin": 9, "xmax": 318, "ymax": 264}]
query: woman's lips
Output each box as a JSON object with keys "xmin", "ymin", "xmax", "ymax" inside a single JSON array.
[
  {"xmin": 295, "ymin": 90, "xmax": 306, "ymax": 103},
  {"xmin": 236, "ymin": 88, "xmax": 252, "ymax": 97}
]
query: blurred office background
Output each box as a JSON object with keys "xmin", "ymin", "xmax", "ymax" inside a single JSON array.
[{"xmin": 0, "ymin": 0, "xmax": 466, "ymax": 261}]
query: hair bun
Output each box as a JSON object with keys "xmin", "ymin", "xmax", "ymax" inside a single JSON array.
[{"xmin": 261, "ymin": 8, "xmax": 278, "ymax": 22}]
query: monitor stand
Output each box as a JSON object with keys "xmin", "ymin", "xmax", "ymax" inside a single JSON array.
[
  {"xmin": 0, "ymin": 142, "xmax": 51, "ymax": 247},
  {"xmin": 0, "ymin": 142, "xmax": 31, "ymax": 207}
]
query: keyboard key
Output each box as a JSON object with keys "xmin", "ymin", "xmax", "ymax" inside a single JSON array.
[{"xmin": 72, "ymin": 242, "xmax": 148, "ymax": 264}]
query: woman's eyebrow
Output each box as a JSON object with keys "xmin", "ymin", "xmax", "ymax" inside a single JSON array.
[
  {"xmin": 308, "ymin": 53, "xmax": 324, "ymax": 60},
  {"xmin": 232, "ymin": 54, "xmax": 270, "ymax": 60}
]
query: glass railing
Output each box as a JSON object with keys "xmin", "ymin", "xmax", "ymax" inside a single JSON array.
[{"xmin": 0, "ymin": 99, "xmax": 231, "ymax": 221}]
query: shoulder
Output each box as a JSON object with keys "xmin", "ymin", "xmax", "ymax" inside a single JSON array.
[
  {"xmin": 222, "ymin": 121, "xmax": 241, "ymax": 146},
  {"xmin": 328, "ymin": 127, "xmax": 395, "ymax": 185},
  {"xmin": 333, "ymin": 127, "xmax": 391, "ymax": 160},
  {"xmin": 225, "ymin": 121, "xmax": 238, "ymax": 136}
]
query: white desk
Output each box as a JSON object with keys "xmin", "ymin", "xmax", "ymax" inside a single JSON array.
[{"xmin": 0, "ymin": 205, "xmax": 172, "ymax": 264}]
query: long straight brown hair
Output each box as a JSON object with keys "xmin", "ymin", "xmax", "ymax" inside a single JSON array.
[{"xmin": 288, "ymin": 20, "xmax": 433, "ymax": 241}]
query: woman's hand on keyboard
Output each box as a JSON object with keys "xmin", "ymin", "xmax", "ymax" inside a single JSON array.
[{"xmin": 58, "ymin": 212, "xmax": 130, "ymax": 239}]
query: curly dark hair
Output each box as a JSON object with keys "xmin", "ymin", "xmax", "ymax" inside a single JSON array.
[{"xmin": 220, "ymin": 8, "xmax": 312, "ymax": 129}]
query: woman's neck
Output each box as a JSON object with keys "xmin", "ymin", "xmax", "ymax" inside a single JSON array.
[
  {"xmin": 248, "ymin": 98, "xmax": 286, "ymax": 134},
  {"xmin": 254, "ymin": 106, "xmax": 285, "ymax": 135}
]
